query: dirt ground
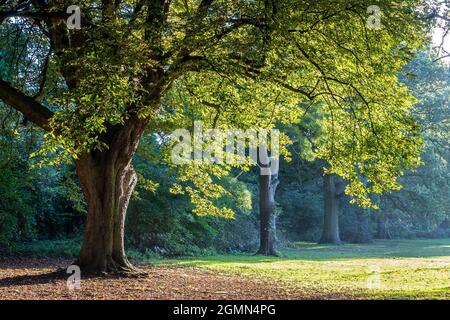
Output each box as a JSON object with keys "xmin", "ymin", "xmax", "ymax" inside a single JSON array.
[{"xmin": 0, "ymin": 255, "xmax": 339, "ymax": 300}]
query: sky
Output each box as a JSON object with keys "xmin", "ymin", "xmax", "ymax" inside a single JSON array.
[
  {"xmin": 433, "ymin": 27, "xmax": 450, "ymax": 58},
  {"xmin": 430, "ymin": 3, "xmax": 450, "ymax": 61}
]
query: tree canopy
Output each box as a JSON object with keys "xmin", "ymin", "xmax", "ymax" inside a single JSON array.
[{"xmin": 0, "ymin": 0, "xmax": 445, "ymax": 271}]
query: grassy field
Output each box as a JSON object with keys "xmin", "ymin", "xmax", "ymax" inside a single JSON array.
[{"xmin": 150, "ymin": 239, "xmax": 450, "ymax": 299}]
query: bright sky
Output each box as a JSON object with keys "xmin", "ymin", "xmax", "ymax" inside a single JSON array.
[
  {"xmin": 433, "ymin": 27, "xmax": 450, "ymax": 58},
  {"xmin": 430, "ymin": 2, "xmax": 450, "ymax": 60}
]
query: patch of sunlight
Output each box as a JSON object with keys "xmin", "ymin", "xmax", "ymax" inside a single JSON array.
[
  {"xmin": 428, "ymin": 245, "xmax": 450, "ymax": 248},
  {"xmin": 151, "ymin": 239, "xmax": 450, "ymax": 299}
]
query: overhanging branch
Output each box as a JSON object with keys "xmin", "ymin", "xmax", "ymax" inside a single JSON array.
[
  {"xmin": 0, "ymin": 79, "xmax": 53, "ymax": 131},
  {"xmin": 0, "ymin": 10, "xmax": 69, "ymax": 23}
]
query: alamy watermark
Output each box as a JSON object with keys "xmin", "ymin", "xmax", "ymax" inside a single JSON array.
[
  {"xmin": 367, "ymin": 5, "xmax": 382, "ymax": 30},
  {"xmin": 367, "ymin": 265, "xmax": 381, "ymax": 289},
  {"xmin": 66, "ymin": 5, "xmax": 81, "ymax": 30},
  {"xmin": 170, "ymin": 121, "xmax": 280, "ymax": 175},
  {"xmin": 64, "ymin": 4, "xmax": 384, "ymax": 32},
  {"xmin": 67, "ymin": 265, "xmax": 81, "ymax": 290}
]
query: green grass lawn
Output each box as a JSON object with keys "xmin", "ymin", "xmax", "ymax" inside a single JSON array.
[{"xmin": 150, "ymin": 239, "xmax": 450, "ymax": 299}]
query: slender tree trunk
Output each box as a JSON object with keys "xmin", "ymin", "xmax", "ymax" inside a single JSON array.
[
  {"xmin": 75, "ymin": 118, "xmax": 146, "ymax": 273},
  {"xmin": 257, "ymin": 157, "xmax": 280, "ymax": 256},
  {"xmin": 319, "ymin": 174, "xmax": 341, "ymax": 244},
  {"xmin": 376, "ymin": 212, "xmax": 390, "ymax": 239},
  {"xmin": 354, "ymin": 208, "xmax": 371, "ymax": 243}
]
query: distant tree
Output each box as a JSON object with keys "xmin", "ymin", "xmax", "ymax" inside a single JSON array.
[
  {"xmin": 319, "ymin": 174, "xmax": 345, "ymax": 244},
  {"xmin": 375, "ymin": 211, "xmax": 390, "ymax": 239},
  {"xmin": 376, "ymin": 50, "xmax": 450, "ymax": 237},
  {"xmin": 257, "ymin": 150, "xmax": 280, "ymax": 256}
]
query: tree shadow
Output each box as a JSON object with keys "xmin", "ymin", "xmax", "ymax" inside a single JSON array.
[
  {"xmin": 0, "ymin": 265, "xmax": 150, "ymax": 288},
  {"xmin": 0, "ymin": 268, "xmax": 67, "ymax": 288}
]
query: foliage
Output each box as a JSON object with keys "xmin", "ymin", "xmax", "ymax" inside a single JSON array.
[
  {"xmin": 0, "ymin": 1, "xmax": 448, "ymax": 257},
  {"xmin": 14, "ymin": 238, "xmax": 82, "ymax": 257},
  {"xmin": 0, "ymin": 0, "xmax": 433, "ymax": 217}
]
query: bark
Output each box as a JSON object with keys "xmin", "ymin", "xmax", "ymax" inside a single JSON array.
[
  {"xmin": 75, "ymin": 118, "xmax": 146, "ymax": 273},
  {"xmin": 257, "ymin": 156, "xmax": 280, "ymax": 256},
  {"xmin": 0, "ymin": 79, "xmax": 53, "ymax": 130},
  {"xmin": 319, "ymin": 174, "xmax": 341, "ymax": 244},
  {"xmin": 376, "ymin": 212, "xmax": 390, "ymax": 239},
  {"xmin": 354, "ymin": 208, "xmax": 371, "ymax": 243}
]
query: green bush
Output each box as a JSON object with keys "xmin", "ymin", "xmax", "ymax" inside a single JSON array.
[{"xmin": 14, "ymin": 238, "xmax": 82, "ymax": 257}]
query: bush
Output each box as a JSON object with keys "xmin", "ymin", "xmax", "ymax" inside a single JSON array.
[{"xmin": 14, "ymin": 238, "xmax": 82, "ymax": 257}]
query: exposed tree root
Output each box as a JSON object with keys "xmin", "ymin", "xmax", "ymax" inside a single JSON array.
[{"xmin": 73, "ymin": 257, "xmax": 148, "ymax": 278}]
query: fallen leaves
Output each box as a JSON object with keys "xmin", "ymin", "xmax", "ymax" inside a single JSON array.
[{"xmin": 0, "ymin": 255, "xmax": 328, "ymax": 300}]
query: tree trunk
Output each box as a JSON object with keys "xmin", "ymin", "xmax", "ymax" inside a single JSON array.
[
  {"xmin": 75, "ymin": 118, "xmax": 146, "ymax": 273},
  {"xmin": 376, "ymin": 212, "xmax": 390, "ymax": 239},
  {"xmin": 319, "ymin": 174, "xmax": 341, "ymax": 244},
  {"xmin": 257, "ymin": 157, "xmax": 280, "ymax": 256},
  {"xmin": 354, "ymin": 208, "xmax": 371, "ymax": 243}
]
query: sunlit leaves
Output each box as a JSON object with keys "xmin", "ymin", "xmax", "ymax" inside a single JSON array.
[{"xmin": 1, "ymin": 0, "xmax": 434, "ymax": 214}]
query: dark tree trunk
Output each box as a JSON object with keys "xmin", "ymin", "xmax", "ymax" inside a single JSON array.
[
  {"xmin": 257, "ymin": 157, "xmax": 280, "ymax": 256},
  {"xmin": 319, "ymin": 174, "xmax": 341, "ymax": 244},
  {"xmin": 376, "ymin": 212, "xmax": 390, "ymax": 239},
  {"xmin": 354, "ymin": 208, "xmax": 371, "ymax": 243},
  {"xmin": 75, "ymin": 118, "xmax": 146, "ymax": 273}
]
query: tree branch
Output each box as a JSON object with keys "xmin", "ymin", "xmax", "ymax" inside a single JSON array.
[
  {"xmin": 0, "ymin": 10, "xmax": 69, "ymax": 22},
  {"xmin": 0, "ymin": 79, "xmax": 53, "ymax": 131}
]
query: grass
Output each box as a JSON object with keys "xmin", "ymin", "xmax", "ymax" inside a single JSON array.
[{"xmin": 149, "ymin": 239, "xmax": 450, "ymax": 299}]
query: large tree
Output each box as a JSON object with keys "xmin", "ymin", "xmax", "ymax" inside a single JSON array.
[{"xmin": 0, "ymin": 0, "xmax": 432, "ymax": 271}]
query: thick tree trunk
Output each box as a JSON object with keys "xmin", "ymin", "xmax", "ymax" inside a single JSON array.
[
  {"xmin": 257, "ymin": 158, "xmax": 280, "ymax": 256},
  {"xmin": 75, "ymin": 118, "xmax": 146, "ymax": 273},
  {"xmin": 319, "ymin": 174, "xmax": 341, "ymax": 244}
]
